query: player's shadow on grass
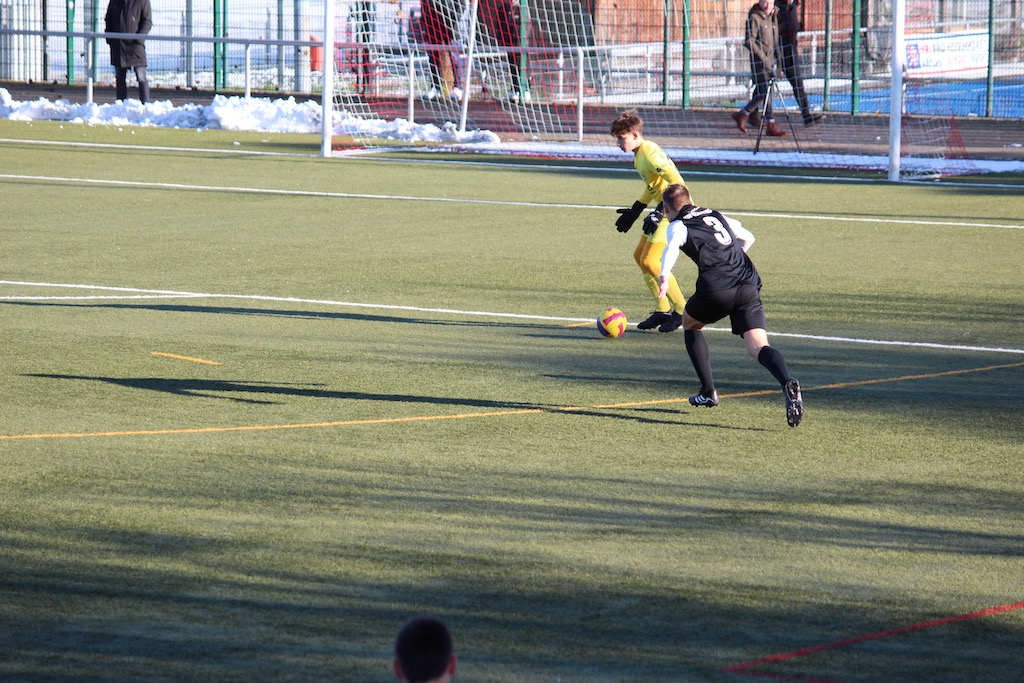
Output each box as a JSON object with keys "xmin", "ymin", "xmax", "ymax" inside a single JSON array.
[
  {"xmin": 26, "ymin": 374, "xmax": 555, "ymax": 407},
  {"xmin": 544, "ymin": 404, "xmax": 769, "ymax": 430},
  {"xmin": 586, "ymin": 407, "xmax": 769, "ymax": 431},
  {"xmin": 2, "ymin": 301, "xmax": 546, "ymax": 330},
  {"xmin": 24, "ymin": 374, "xmax": 760, "ymax": 429},
  {"xmin": 5, "ymin": 453, "xmax": 1022, "ymax": 680}
]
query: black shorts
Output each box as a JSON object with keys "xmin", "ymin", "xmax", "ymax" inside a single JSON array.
[{"xmin": 685, "ymin": 283, "xmax": 766, "ymax": 336}]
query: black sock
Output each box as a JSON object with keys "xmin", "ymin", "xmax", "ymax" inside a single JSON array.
[
  {"xmin": 684, "ymin": 330, "xmax": 715, "ymax": 394},
  {"xmin": 757, "ymin": 346, "xmax": 792, "ymax": 387}
]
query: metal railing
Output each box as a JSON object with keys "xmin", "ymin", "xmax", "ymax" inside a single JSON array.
[{"xmin": 0, "ymin": 28, "xmax": 326, "ymax": 98}]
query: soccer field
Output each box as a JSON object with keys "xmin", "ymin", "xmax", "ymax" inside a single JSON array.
[{"xmin": 1, "ymin": 121, "xmax": 1023, "ymax": 682}]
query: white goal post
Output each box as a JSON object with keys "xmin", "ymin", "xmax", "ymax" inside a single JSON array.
[
  {"xmin": 887, "ymin": 0, "xmax": 905, "ymax": 181},
  {"xmin": 321, "ymin": 0, "xmax": 336, "ymax": 157}
]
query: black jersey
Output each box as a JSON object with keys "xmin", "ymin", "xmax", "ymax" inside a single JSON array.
[{"xmin": 662, "ymin": 205, "xmax": 761, "ymax": 293}]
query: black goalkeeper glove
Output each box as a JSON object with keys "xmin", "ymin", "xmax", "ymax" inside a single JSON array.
[
  {"xmin": 642, "ymin": 209, "xmax": 664, "ymax": 235},
  {"xmin": 615, "ymin": 201, "xmax": 646, "ymax": 233}
]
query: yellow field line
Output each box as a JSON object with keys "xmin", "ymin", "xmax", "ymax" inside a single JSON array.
[
  {"xmin": 2, "ymin": 360, "xmax": 1021, "ymax": 441},
  {"xmin": 592, "ymin": 358, "xmax": 1024, "ymax": 410},
  {"xmin": 0, "ymin": 409, "xmax": 547, "ymax": 440},
  {"xmin": 812, "ymin": 359, "xmax": 1024, "ymax": 388},
  {"xmin": 151, "ymin": 351, "xmax": 221, "ymax": 365}
]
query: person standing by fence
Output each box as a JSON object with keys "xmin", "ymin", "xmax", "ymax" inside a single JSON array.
[
  {"xmin": 104, "ymin": 0, "xmax": 152, "ymax": 103},
  {"xmin": 415, "ymin": 0, "xmax": 462, "ymax": 101},
  {"xmin": 478, "ymin": 0, "xmax": 528, "ymax": 103},
  {"xmin": 777, "ymin": 0, "xmax": 825, "ymax": 127},
  {"xmin": 732, "ymin": 0, "xmax": 786, "ymax": 137}
]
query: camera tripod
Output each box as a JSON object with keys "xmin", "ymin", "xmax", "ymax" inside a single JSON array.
[{"xmin": 753, "ymin": 75, "xmax": 802, "ymax": 155}]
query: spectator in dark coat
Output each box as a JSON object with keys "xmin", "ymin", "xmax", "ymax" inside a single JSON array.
[
  {"xmin": 777, "ymin": 0, "xmax": 825, "ymax": 126},
  {"xmin": 732, "ymin": 0, "xmax": 786, "ymax": 137},
  {"xmin": 105, "ymin": 0, "xmax": 152, "ymax": 103}
]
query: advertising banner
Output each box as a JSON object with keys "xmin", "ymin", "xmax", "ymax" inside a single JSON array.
[{"xmin": 905, "ymin": 32, "xmax": 989, "ymax": 76}]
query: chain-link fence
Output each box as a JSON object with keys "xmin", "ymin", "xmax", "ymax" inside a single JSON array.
[{"xmin": 2, "ymin": 0, "xmax": 1021, "ymax": 117}]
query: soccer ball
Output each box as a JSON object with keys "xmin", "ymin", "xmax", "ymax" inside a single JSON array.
[{"xmin": 596, "ymin": 307, "xmax": 627, "ymax": 337}]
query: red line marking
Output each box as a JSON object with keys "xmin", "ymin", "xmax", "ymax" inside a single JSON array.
[
  {"xmin": 723, "ymin": 672, "xmax": 844, "ymax": 683},
  {"xmin": 722, "ymin": 599, "xmax": 1024, "ymax": 678}
]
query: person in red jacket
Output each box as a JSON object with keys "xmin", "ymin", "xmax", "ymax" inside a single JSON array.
[
  {"xmin": 417, "ymin": 0, "xmax": 462, "ymax": 100},
  {"xmin": 104, "ymin": 0, "xmax": 152, "ymax": 103},
  {"xmin": 478, "ymin": 0, "xmax": 528, "ymax": 103}
]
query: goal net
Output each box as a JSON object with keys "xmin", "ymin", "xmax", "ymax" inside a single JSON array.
[{"xmin": 324, "ymin": 0, "xmax": 1014, "ymax": 178}]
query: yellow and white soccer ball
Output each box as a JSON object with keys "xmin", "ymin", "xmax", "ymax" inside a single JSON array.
[{"xmin": 596, "ymin": 307, "xmax": 627, "ymax": 338}]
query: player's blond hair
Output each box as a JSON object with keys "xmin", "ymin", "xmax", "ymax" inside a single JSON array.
[{"xmin": 663, "ymin": 183, "xmax": 692, "ymax": 212}]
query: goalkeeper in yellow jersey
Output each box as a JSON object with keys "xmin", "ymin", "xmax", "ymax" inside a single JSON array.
[{"xmin": 610, "ymin": 109, "xmax": 689, "ymax": 332}]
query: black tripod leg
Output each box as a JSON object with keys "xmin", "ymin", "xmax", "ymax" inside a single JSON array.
[
  {"xmin": 754, "ymin": 78, "xmax": 773, "ymax": 154},
  {"xmin": 775, "ymin": 76, "xmax": 802, "ymax": 152}
]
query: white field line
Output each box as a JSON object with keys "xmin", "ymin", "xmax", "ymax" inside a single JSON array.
[
  {"xmin": 0, "ymin": 280, "xmax": 577, "ymax": 322},
  {"xmin": 1, "ymin": 173, "xmax": 585, "ymax": 210},
  {"xmin": 2, "ymin": 173, "xmax": 1022, "ymax": 230},
  {"xmin": 6, "ymin": 136, "xmax": 1024, "ymax": 190},
  {"xmin": 3, "ymin": 280, "xmax": 1023, "ymax": 356},
  {"xmin": 0, "ymin": 137, "xmax": 316, "ymax": 157},
  {"xmin": 340, "ymin": 154, "xmax": 1024, "ymax": 190}
]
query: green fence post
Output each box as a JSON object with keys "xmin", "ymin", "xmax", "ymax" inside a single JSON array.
[
  {"xmin": 43, "ymin": 0, "xmax": 50, "ymax": 80},
  {"xmin": 213, "ymin": 0, "xmax": 223, "ymax": 90},
  {"xmin": 220, "ymin": 0, "xmax": 228, "ymax": 89},
  {"xmin": 90, "ymin": 0, "xmax": 99, "ymax": 82},
  {"xmin": 662, "ymin": 0, "xmax": 670, "ymax": 105},
  {"xmin": 985, "ymin": 0, "xmax": 995, "ymax": 116},
  {"xmin": 681, "ymin": 0, "xmax": 690, "ymax": 109},
  {"xmin": 851, "ymin": 0, "xmax": 860, "ymax": 113},
  {"xmin": 823, "ymin": 0, "xmax": 832, "ymax": 111},
  {"xmin": 520, "ymin": 0, "xmax": 529, "ymax": 97},
  {"xmin": 66, "ymin": 0, "xmax": 75, "ymax": 83}
]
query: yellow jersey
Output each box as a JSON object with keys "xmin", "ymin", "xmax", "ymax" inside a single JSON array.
[{"xmin": 634, "ymin": 139, "xmax": 683, "ymax": 206}]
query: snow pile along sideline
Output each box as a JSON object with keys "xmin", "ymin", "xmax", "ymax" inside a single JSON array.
[{"xmin": 0, "ymin": 88, "xmax": 499, "ymax": 143}]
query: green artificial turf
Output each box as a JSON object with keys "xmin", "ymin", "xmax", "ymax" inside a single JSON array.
[{"xmin": 1, "ymin": 120, "xmax": 1023, "ymax": 682}]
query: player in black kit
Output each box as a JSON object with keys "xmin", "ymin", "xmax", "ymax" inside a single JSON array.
[{"xmin": 656, "ymin": 183, "xmax": 803, "ymax": 427}]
